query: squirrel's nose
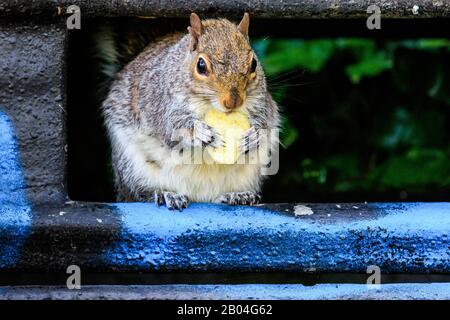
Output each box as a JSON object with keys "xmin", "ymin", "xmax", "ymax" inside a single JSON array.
[{"xmin": 221, "ymin": 88, "xmax": 244, "ymax": 110}]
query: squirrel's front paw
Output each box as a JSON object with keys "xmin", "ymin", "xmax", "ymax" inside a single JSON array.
[
  {"xmin": 239, "ymin": 126, "xmax": 260, "ymax": 155},
  {"xmin": 192, "ymin": 120, "xmax": 223, "ymax": 148},
  {"xmin": 154, "ymin": 191, "xmax": 189, "ymax": 211},
  {"xmin": 215, "ymin": 191, "xmax": 261, "ymax": 206}
]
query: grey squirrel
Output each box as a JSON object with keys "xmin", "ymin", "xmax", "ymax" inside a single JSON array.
[{"xmin": 101, "ymin": 13, "xmax": 280, "ymax": 210}]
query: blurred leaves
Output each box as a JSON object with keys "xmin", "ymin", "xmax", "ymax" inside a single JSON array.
[
  {"xmin": 257, "ymin": 38, "xmax": 449, "ymax": 88},
  {"xmin": 400, "ymin": 39, "xmax": 450, "ymax": 50},
  {"xmin": 255, "ymin": 37, "xmax": 450, "ymax": 199},
  {"xmin": 345, "ymin": 51, "xmax": 392, "ymax": 83},
  {"xmin": 255, "ymin": 39, "xmax": 335, "ymax": 75},
  {"xmin": 365, "ymin": 148, "xmax": 450, "ymax": 192},
  {"xmin": 256, "ymin": 38, "xmax": 395, "ymax": 84}
]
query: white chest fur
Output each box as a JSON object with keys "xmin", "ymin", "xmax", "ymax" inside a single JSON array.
[{"xmin": 113, "ymin": 130, "xmax": 261, "ymax": 202}]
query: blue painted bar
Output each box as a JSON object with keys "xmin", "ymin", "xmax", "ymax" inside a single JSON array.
[
  {"xmin": 103, "ymin": 202, "xmax": 450, "ymax": 273},
  {"xmin": 1, "ymin": 283, "xmax": 449, "ymax": 300},
  {"xmin": 0, "ymin": 110, "xmax": 31, "ymax": 268},
  {"xmin": 0, "ymin": 197, "xmax": 448, "ymax": 272}
]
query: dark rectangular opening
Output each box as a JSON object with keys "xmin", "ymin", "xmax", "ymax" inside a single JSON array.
[{"xmin": 66, "ymin": 18, "xmax": 450, "ymax": 202}]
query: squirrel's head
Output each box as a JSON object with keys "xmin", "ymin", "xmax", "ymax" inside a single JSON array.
[{"xmin": 187, "ymin": 13, "xmax": 262, "ymax": 112}]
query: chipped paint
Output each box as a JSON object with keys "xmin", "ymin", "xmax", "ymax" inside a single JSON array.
[{"xmin": 294, "ymin": 205, "xmax": 314, "ymax": 216}]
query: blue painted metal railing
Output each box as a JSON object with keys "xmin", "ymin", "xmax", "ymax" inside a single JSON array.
[
  {"xmin": 104, "ymin": 202, "xmax": 450, "ymax": 273},
  {"xmin": 0, "ymin": 201, "xmax": 449, "ymax": 273}
]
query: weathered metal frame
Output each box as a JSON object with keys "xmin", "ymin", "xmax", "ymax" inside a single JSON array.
[
  {"xmin": 0, "ymin": 0, "xmax": 449, "ymax": 18},
  {"xmin": 1, "ymin": 1, "xmax": 450, "ymax": 299}
]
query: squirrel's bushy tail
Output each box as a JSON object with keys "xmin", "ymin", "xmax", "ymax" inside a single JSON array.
[
  {"xmin": 92, "ymin": 23, "xmax": 121, "ymax": 103},
  {"xmin": 93, "ymin": 24, "xmax": 121, "ymax": 82},
  {"xmin": 91, "ymin": 20, "xmax": 154, "ymax": 103},
  {"xmin": 91, "ymin": 18, "xmax": 187, "ymax": 103}
]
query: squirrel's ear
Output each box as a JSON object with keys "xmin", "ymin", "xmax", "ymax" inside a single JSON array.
[
  {"xmin": 238, "ymin": 13, "xmax": 250, "ymax": 37},
  {"xmin": 188, "ymin": 12, "xmax": 203, "ymax": 51}
]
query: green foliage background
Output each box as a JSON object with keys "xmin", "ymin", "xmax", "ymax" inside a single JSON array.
[{"xmin": 254, "ymin": 38, "xmax": 450, "ymax": 202}]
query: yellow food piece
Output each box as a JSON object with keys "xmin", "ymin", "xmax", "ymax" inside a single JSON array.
[{"xmin": 204, "ymin": 109, "xmax": 250, "ymax": 164}]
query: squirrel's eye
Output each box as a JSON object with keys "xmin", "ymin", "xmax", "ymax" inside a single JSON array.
[
  {"xmin": 250, "ymin": 58, "xmax": 257, "ymax": 73},
  {"xmin": 197, "ymin": 58, "xmax": 207, "ymax": 75}
]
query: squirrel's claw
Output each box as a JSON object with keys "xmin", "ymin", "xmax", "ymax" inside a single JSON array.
[
  {"xmin": 239, "ymin": 126, "xmax": 260, "ymax": 155},
  {"xmin": 154, "ymin": 191, "xmax": 165, "ymax": 207},
  {"xmin": 154, "ymin": 191, "xmax": 189, "ymax": 211},
  {"xmin": 215, "ymin": 191, "xmax": 261, "ymax": 206},
  {"xmin": 193, "ymin": 120, "xmax": 223, "ymax": 148}
]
